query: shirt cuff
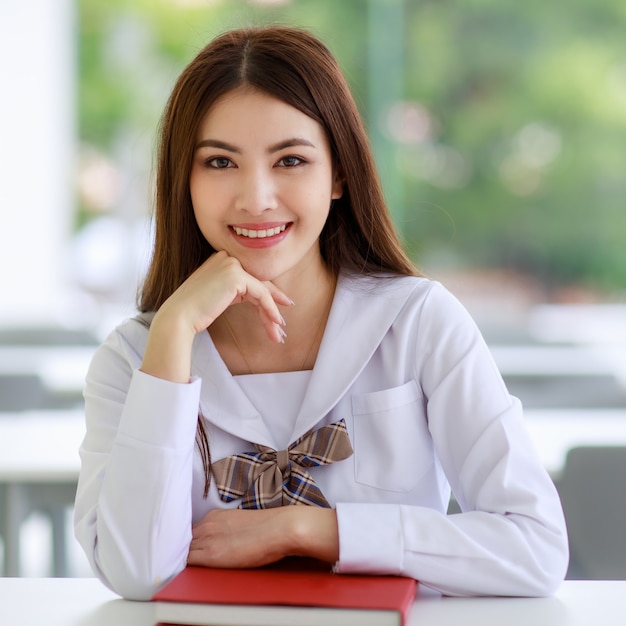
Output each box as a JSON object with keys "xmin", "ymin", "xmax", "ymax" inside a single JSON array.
[
  {"xmin": 117, "ymin": 369, "xmax": 202, "ymax": 449},
  {"xmin": 335, "ymin": 502, "xmax": 404, "ymax": 574}
]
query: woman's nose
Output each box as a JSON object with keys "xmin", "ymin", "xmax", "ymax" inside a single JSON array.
[{"xmin": 236, "ymin": 169, "xmax": 278, "ymax": 215}]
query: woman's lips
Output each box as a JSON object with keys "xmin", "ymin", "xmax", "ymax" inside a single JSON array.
[{"xmin": 229, "ymin": 222, "xmax": 292, "ymax": 248}]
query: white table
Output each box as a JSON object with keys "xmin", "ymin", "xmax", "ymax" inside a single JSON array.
[
  {"xmin": 490, "ymin": 344, "xmax": 626, "ymax": 380},
  {"xmin": 524, "ymin": 408, "xmax": 626, "ymax": 477},
  {"xmin": 0, "ymin": 346, "xmax": 93, "ymax": 395},
  {"xmin": 0, "ymin": 578, "xmax": 625, "ymax": 626}
]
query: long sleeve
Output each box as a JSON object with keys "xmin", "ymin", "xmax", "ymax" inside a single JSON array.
[
  {"xmin": 334, "ymin": 282, "xmax": 569, "ymax": 596},
  {"xmin": 73, "ymin": 322, "xmax": 201, "ymax": 600}
]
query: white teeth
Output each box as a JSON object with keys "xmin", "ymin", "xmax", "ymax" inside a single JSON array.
[{"xmin": 233, "ymin": 224, "xmax": 287, "ymax": 238}]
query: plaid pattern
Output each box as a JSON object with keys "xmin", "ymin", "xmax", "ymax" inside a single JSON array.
[{"xmin": 212, "ymin": 419, "xmax": 353, "ymax": 509}]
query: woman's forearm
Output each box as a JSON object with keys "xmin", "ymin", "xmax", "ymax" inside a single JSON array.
[{"xmin": 188, "ymin": 506, "xmax": 339, "ymax": 568}]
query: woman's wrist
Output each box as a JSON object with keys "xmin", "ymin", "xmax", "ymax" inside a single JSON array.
[
  {"xmin": 285, "ymin": 506, "xmax": 340, "ymax": 563},
  {"xmin": 141, "ymin": 307, "xmax": 196, "ymax": 383}
]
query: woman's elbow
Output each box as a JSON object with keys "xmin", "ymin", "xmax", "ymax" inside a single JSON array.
[
  {"xmin": 103, "ymin": 574, "xmax": 165, "ymax": 601},
  {"xmin": 517, "ymin": 522, "xmax": 570, "ymax": 597},
  {"xmin": 84, "ymin": 532, "xmax": 188, "ymax": 601},
  {"xmin": 93, "ymin": 558, "xmax": 183, "ymax": 601}
]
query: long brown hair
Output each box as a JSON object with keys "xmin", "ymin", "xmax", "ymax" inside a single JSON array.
[
  {"xmin": 140, "ymin": 25, "xmax": 417, "ymax": 313},
  {"xmin": 139, "ymin": 25, "xmax": 419, "ymax": 496}
]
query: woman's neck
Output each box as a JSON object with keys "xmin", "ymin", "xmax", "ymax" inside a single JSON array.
[{"xmin": 211, "ymin": 261, "xmax": 338, "ymax": 375}]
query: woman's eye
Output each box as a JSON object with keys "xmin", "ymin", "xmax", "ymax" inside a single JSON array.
[
  {"xmin": 277, "ymin": 155, "xmax": 304, "ymax": 168},
  {"xmin": 206, "ymin": 156, "xmax": 233, "ymax": 169}
]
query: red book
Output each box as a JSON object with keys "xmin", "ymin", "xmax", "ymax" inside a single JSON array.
[{"xmin": 152, "ymin": 559, "xmax": 417, "ymax": 626}]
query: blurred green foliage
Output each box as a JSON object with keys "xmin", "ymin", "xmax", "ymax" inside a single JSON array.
[{"xmin": 78, "ymin": 0, "xmax": 626, "ymax": 293}]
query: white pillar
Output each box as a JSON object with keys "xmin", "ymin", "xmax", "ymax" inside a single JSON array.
[{"xmin": 0, "ymin": 0, "xmax": 75, "ymax": 326}]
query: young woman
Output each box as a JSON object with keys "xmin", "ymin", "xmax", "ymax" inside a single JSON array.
[{"xmin": 74, "ymin": 25, "xmax": 568, "ymax": 600}]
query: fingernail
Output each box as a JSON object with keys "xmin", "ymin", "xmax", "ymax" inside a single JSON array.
[
  {"xmin": 280, "ymin": 315, "xmax": 287, "ymax": 326},
  {"xmin": 288, "ymin": 298, "xmax": 296, "ymax": 306},
  {"xmin": 279, "ymin": 327, "xmax": 287, "ymax": 343}
]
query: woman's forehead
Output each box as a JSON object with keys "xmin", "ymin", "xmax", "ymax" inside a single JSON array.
[{"xmin": 196, "ymin": 87, "xmax": 330, "ymax": 150}]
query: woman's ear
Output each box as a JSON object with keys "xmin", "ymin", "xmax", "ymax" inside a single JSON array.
[{"xmin": 331, "ymin": 167, "xmax": 345, "ymax": 200}]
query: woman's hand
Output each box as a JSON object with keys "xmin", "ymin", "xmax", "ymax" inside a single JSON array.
[
  {"xmin": 160, "ymin": 250, "xmax": 291, "ymax": 341},
  {"xmin": 141, "ymin": 251, "xmax": 292, "ymax": 382},
  {"xmin": 187, "ymin": 507, "xmax": 340, "ymax": 569}
]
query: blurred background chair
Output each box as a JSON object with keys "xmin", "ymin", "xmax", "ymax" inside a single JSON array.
[
  {"xmin": 556, "ymin": 446, "xmax": 626, "ymax": 580},
  {"xmin": 0, "ymin": 326, "xmax": 96, "ymax": 577},
  {"xmin": 0, "ymin": 374, "xmax": 54, "ymax": 412}
]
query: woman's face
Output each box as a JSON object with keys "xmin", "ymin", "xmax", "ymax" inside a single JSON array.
[{"xmin": 189, "ymin": 87, "xmax": 343, "ymax": 283}]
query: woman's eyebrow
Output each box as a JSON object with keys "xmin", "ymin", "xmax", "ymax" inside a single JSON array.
[
  {"xmin": 268, "ymin": 138, "xmax": 316, "ymax": 153},
  {"xmin": 195, "ymin": 139, "xmax": 239, "ymax": 152},
  {"xmin": 195, "ymin": 137, "xmax": 316, "ymax": 152}
]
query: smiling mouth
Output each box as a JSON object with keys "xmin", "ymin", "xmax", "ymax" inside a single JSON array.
[{"xmin": 231, "ymin": 224, "xmax": 289, "ymax": 239}]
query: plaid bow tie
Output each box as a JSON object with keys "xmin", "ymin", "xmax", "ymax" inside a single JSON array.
[{"xmin": 212, "ymin": 419, "xmax": 353, "ymax": 509}]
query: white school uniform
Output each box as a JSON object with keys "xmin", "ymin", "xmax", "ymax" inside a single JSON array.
[{"xmin": 74, "ymin": 273, "xmax": 568, "ymax": 600}]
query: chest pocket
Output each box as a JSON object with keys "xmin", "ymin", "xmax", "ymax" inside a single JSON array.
[{"xmin": 351, "ymin": 380, "xmax": 433, "ymax": 492}]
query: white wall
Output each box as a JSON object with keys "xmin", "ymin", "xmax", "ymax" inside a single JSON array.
[{"xmin": 0, "ymin": 0, "xmax": 75, "ymax": 326}]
